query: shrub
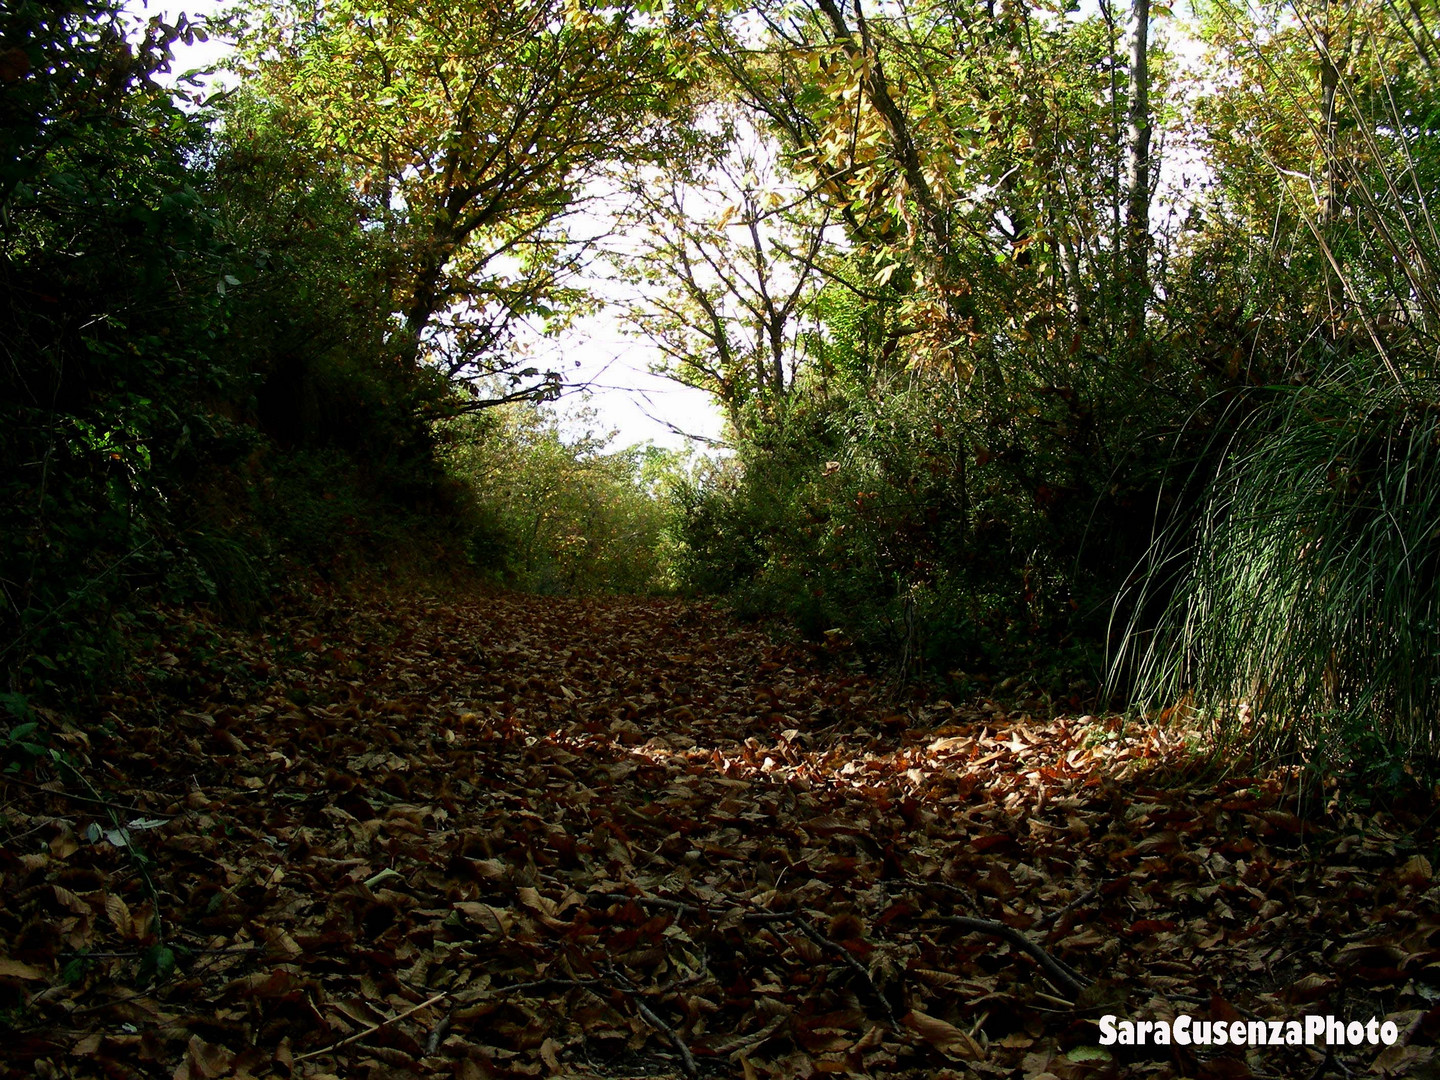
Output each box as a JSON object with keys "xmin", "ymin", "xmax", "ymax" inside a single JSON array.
[
  {"xmin": 442, "ymin": 403, "xmax": 676, "ymax": 595},
  {"xmin": 1123, "ymin": 362, "xmax": 1440, "ymax": 774}
]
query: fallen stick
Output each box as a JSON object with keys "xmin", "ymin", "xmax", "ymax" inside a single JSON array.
[
  {"xmin": 633, "ymin": 997, "xmax": 700, "ymax": 1080},
  {"xmin": 938, "ymin": 916, "xmax": 1089, "ymax": 1000},
  {"xmin": 789, "ymin": 915, "xmax": 899, "ymax": 1026},
  {"xmin": 907, "ymin": 874, "xmax": 1090, "ymax": 999},
  {"xmin": 917, "ymin": 876, "xmax": 984, "ymax": 913},
  {"xmin": 296, "ymin": 991, "xmax": 449, "ymax": 1062},
  {"xmin": 1039, "ymin": 887, "xmax": 1100, "ymax": 931},
  {"xmin": 3, "ymin": 774, "xmax": 171, "ymax": 817},
  {"xmin": 423, "ymin": 1010, "xmax": 451, "ymax": 1056},
  {"xmin": 586, "ymin": 891, "xmax": 705, "ymax": 917},
  {"xmin": 609, "ymin": 967, "xmax": 698, "ymax": 1080},
  {"xmin": 738, "ymin": 909, "xmax": 798, "ymax": 923},
  {"xmin": 486, "ymin": 974, "xmax": 604, "ymax": 995}
]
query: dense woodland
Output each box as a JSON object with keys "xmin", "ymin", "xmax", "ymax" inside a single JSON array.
[
  {"xmin": 5, "ymin": 0, "xmax": 1440, "ymax": 1075},
  {"xmin": 8, "ymin": 0, "xmax": 1440, "ymax": 770}
]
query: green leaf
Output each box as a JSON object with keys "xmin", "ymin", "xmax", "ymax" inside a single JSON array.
[
  {"xmin": 0, "ymin": 693, "xmax": 31, "ymax": 721},
  {"xmin": 137, "ymin": 944, "xmax": 175, "ymax": 985},
  {"xmin": 61, "ymin": 956, "xmax": 91, "ymax": 985}
]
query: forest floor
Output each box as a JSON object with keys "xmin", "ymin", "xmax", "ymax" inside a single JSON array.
[{"xmin": 2, "ymin": 589, "xmax": 1440, "ymax": 1080}]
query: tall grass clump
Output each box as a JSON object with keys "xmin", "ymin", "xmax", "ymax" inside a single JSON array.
[
  {"xmin": 1117, "ymin": 1, "xmax": 1440, "ymax": 777},
  {"xmin": 1125, "ymin": 366, "xmax": 1440, "ymax": 772}
]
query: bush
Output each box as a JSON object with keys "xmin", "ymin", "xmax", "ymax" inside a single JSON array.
[
  {"xmin": 442, "ymin": 403, "xmax": 677, "ymax": 595},
  {"xmin": 1124, "ymin": 361, "xmax": 1440, "ymax": 774},
  {"xmin": 0, "ymin": 9, "xmax": 470, "ymax": 695},
  {"xmin": 667, "ymin": 343, "xmax": 1180, "ymax": 690}
]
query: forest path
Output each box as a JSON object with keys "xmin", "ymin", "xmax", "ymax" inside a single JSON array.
[{"xmin": 1, "ymin": 590, "xmax": 1433, "ymax": 1079}]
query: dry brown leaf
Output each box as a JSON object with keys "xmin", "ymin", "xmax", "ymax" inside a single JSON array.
[
  {"xmin": 1283, "ymin": 973, "xmax": 1338, "ymax": 1003},
  {"xmin": 1370, "ymin": 1044, "xmax": 1434, "ymax": 1076},
  {"xmin": 902, "ymin": 1009, "xmax": 985, "ymax": 1061},
  {"xmin": 104, "ymin": 893, "xmax": 133, "ymax": 938},
  {"xmin": 0, "ymin": 958, "xmax": 49, "ymax": 981},
  {"xmin": 172, "ymin": 1035, "xmax": 233, "ymax": 1080},
  {"xmin": 517, "ymin": 886, "xmax": 571, "ymax": 929},
  {"xmin": 1400, "ymin": 855, "xmax": 1433, "ymax": 887}
]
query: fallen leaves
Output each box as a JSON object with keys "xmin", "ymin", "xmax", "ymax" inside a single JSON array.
[
  {"xmin": 902, "ymin": 1008, "xmax": 984, "ymax": 1060},
  {"xmin": 0, "ymin": 589, "xmax": 1437, "ymax": 1078}
]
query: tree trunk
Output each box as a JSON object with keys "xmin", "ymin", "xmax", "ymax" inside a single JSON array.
[
  {"xmin": 1125, "ymin": 0, "xmax": 1151, "ymax": 331},
  {"xmin": 1318, "ymin": 10, "xmax": 1343, "ymax": 325}
]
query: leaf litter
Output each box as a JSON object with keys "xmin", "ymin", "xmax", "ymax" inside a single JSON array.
[{"xmin": 1, "ymin": 590, "xmax": 1439, "ymax": 1079}]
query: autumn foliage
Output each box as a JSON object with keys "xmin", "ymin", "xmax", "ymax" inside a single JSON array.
[{"xmin": 7, "ymin": 1, "xmax": 1440, "ymax": 1075}]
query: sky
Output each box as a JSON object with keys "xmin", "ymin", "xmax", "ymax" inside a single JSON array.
[{"xmin": 127, "ymin": 0, "xmax": 728, "ymax": 452}]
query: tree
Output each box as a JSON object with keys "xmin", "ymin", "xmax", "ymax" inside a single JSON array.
[
  {"xmin": 233, "ymin": 0, "xmax": 690, "ymax": 412},
  {"xmin": 697, "ymin": 0, "xmax": 1161, "ymax": 384},
  {"xmin": 1125, "ymin": 0, "xmax": 1152, "ymax": 326},
  {"xmin": 441, "ymin": 402, "xmax": 673, "ymax": 593},
  {"xmin": 1189, "ymin": 0, "xmax": 1440, "ymax": 369},
  {"xmin": 611, "ymin": 116, "xmax": 837, "ymax": 436}
]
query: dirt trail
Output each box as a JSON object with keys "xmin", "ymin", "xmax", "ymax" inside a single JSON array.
[{"xmin": 1, "ymin": 591, "xmax": 1436, "ymax": 1079}]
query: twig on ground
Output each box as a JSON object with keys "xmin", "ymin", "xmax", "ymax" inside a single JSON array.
[
  {"xmin": 789, "ymin": 914, "xmax": 899, "ymax": 1026},
  {"xmin": 609, "ymin": 967, "xmax": 698, "ymax": 1080},
  {"xmin": 916, "ymin": 876, "xmax": 985, "ymax": 912},
  {"xmin": 657, "ymin": 967, "xmax": 711, "ymax": 994},
  {"xmin": 423, "ymin": 1009, "xmax": 451, "ymax": 1056},
  {"xmin": 738, "ymin": 908, "xmax": 798, "ymax": 923},
  {"xmin": 587, "ymin": 891, "xmax": 705, "ymax": 917},
  {"xmin": 2, "ymin": 774, "xmax": 170, "ymax": 817},
  {"xmin": 1038, "ymin": 886, "xmax": 1100, "ymax": 931},
  {"xmin": 295, "ymin": 991, "xmax": 449, "ymax": 1062},
  {"xmin": 61, "ymin": 944, "xmax": 260, "ymax": 960},
  {"xmin": 907, "ymin": 873, "xmax": 1090, "ymax": 999},
  {"xmin": 938, "ymin": 915, "xmax": 1090, "ymax": 1000},
  {"xmin": 486, "ymin": 975, "xmax": 605, "ymax": 995},
  {"xmin": 1033, "ymin": 992, "xmax": 1080, "ymax": 1010}
]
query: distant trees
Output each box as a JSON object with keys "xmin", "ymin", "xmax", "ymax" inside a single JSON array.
[
  {"xmin": 611, "ymin": 117, "xmax": 837, "ymax": 435},
  {"xmin": 442, "ymin": 403, "xmax": 679, "ymax": 594}
]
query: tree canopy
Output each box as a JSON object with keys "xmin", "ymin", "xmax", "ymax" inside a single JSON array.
[{"xmin": 233, "ymin": 0, "xmax": 694, "ymax": 408}]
